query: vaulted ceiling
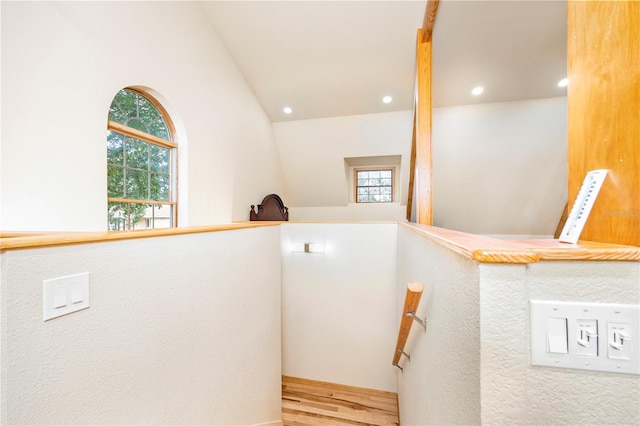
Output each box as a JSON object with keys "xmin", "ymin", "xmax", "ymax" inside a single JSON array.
[
  {"xmin": 202, "ymin": 1, "xmax": 567, "ymax": 123},
  {"xmin": 433, "ymin": 1, "xmax": 567, "ymax": 108}
]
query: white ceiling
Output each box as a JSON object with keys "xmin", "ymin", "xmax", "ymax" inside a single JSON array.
[
  {"xmin": 433, "ymin": 1, "xmax": 567, "ymax": 108},
  {"xmin": 202, "ymin": 1, "xmax": 567, "ymax": 122}
]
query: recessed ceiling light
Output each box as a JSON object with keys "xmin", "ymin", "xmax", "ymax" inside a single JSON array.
[
  {"xmin": 558, "ymin": 78, "xmax": 569, "ymax": 88},
  {"xmin": 283, "ymin": 107, "xmax": 292, "ymax": 114},
  {"xmin": 471, "ymin": 86, "xmax": 484, "ymax": 96},
  {"xmin": 382, "ymin": 96, "xmax": 393, "ymax": 104}
]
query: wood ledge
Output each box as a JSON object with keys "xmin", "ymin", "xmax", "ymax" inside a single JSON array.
[
  {"xmin": 0, "ymin": 222, "xmax": 281, "ymax": 250},
  {"xmin": 3, "ymin": 222, "xmax": 639, "ymax": 263},
  {"xmin": 400, "ymin": 222, "xmax": 640, "ymax": 263}
]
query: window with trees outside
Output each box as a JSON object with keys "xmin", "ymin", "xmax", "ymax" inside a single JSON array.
[
  {"xmin": 355, "ymin": 168, "xmax": 394, "ymax": 203},
  {"xmin": 107, "ymin": 88, "xmax": 176, "ymax": 231}
]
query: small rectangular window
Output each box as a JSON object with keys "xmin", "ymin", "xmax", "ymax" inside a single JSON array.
[{"xmin": 355, "ymin": 168, "xmax": 394, "ymax": 203}]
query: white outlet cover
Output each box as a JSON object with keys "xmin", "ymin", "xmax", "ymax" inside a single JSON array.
[{"xmin": 530, "ymin": 300, "xmax": 639, "ymax": 375}]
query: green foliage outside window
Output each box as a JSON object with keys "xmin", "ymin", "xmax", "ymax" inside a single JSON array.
[
  {"xmin": 108, "ymin": 89, "xmax": 171, "ymax": 140},
  {"xmin": 107, "ymin": 89, "xmax": 175, "ymax": 230}
]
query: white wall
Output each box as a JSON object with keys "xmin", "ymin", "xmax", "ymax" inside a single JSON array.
[
  {"xmin": 396, "ymin": 225, "xmax": 482, "ymax": 425},
  {"xmin": 281, "ymin": 223, "xmax": 398, "ymax": 392},
  {"xmin": 397, "ymin": 224, "xmax": 640, "ymax": 425},
  {"xmin": 276, "ymin": 97, "xmax": 567, "ymax": 226},
  {"xmin": 0, "ymin": 227, "xmax": 282, "ymax": 425},
  {"xmin": 0, "ymin": 1, "xmax": 284, "ymax": 231},
  {"xmin": 273, "ymin": 111, "xmax": 412, "ymax": 221},
  {"xmin": 433, "ymin": 97, "xmax": 567, "ymax": 236},
  {"xmin": 480, "ymin": 261, "xmax": 640, "ymax": 425},
  {"xmin": 289, "ymin": 204, "xmax": 406, "ymax": 222}
]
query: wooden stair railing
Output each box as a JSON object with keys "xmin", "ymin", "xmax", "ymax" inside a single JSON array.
[{"xmin": 392, "ymin": 282, "xmax": 425, "ymax": 370}]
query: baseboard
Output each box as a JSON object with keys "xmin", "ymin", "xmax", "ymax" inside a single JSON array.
[{"xmin": 248, "ymin": 421, "xmax": 282, "ymax": 426}]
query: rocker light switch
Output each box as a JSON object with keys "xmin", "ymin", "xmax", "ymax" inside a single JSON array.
[
  {"xmin": 69, "ymin": 283, "xmax": 84, "ymax": 304},
  {"xmin": 547, "ymin": 317, "xmax": 568, "ymax": 354},
  {"xmin": 52, "ymin": 286, "xmax": 68, "ymax": 308}
]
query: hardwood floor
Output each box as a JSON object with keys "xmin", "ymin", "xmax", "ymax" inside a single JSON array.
[{"xmin": 282, "ymin": 376, "xmax": 399, "ymax": 426}]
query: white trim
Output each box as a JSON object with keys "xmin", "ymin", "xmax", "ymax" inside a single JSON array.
[{"xmin": 248, "ymin": 421, "xmax": 282, "ymax": 426}]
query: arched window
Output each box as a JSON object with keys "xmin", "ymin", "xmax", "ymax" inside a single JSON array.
[{"xmin": 107, "ymin": 88, "xmax": 176, "ymax": 231}]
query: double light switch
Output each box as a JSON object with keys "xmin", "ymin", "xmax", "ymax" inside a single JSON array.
[{"xmin": 43, "ymin": 272, "xmax": 90, "ymax": 321}]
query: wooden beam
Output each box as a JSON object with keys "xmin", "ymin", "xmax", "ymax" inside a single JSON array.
[
  {"xmin": 421, "ymin": 0, "xmax": 440, "ymax": 42},
  {"xmin": 415, "ymin": 31, "xmax": 433, "ymax": 225},
  {"xmin": 567, "ymin": 1, "xmax": 640, "ymax": 246},
  {"xmin": 406, "ymin": 108, "xmax": 417, "ymax": 221},
  {"xmin": 553, "ymin": 203, "xmax": 569, "ymax": 239},
  {"xmin": 392, "ymin": 282, "xmax": 424, "ymax": 367}
]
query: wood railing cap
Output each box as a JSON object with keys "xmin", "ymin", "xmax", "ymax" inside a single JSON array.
[
  {"xmin": 400, "ymin": 222, "xmax": 640, "ymax": 263},
  {"xmin": 0, "ymin": 222, "xmax": 281, "ymax": 250},
  {"xmin": 3, "ymin": 222, "xmax": 639, "ymax": 262}
]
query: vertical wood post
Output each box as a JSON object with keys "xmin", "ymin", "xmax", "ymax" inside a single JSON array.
[
  {"xmin": 568, "ymin": 1, "xmax": 640, "ymax": 246},
  {"xmin": 406, "ymin": 110, "xmax": 417, "ymax": 221},
  {"xmin": 415, "ymin": 31, "xmax": 433, "ymax": 225}
]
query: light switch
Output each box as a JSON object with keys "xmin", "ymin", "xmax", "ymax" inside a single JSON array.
[
  {"xmin": 577, "ymin": 319, "xmax": 598, "ymax": 357},
  {"xmin": 530, "ymin": 300, "xmax": 639, "ymax": 374},
  {"xmin": 43, "ymin": 272, "xmax": 90, "ymax": 321},
  {"xmin": 69, "ymin": 283, "xmax": 84, "ymax": 304},
  {"xmin": 547, "ymin": 317, "xmax": 568, "ymax": 354},
  {"xmin": 53, "ymin": 286, "xmax": 67, "ymax": 308},
  {"xmin": 608, "ymin": 321, "xmax": 632, "ymax": 360}
]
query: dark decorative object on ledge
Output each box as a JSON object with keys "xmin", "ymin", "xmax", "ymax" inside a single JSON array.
[{"xmin": 250, "ymin": 194, "xmax": 289, "ymax": 221}]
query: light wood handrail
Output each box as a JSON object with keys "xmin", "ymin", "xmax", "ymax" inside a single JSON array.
[
  {"xmin": 0, "ymin": 222, "xmax": 281, "ymax": 250},
  {"xmin": 392, "ymin": 282, "xmax": 425, "ymax": 367}
]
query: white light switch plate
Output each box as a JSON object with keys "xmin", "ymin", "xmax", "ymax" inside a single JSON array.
[
  {"xmin": 530, "ymin": 300, "xmax": 639, "ymax": 375},
  {"xmin": 43, "ymin": 272, "xmax": 90, "ymax": 321}
]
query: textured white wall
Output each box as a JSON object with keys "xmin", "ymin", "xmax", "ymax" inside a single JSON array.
[
  {"xmin": 0, "ymin": 227, "xmax": 282, "ymax": 425},
  {"xmin": 433, "ymin": 97, "xmax": 567, "ymax": 236},
  {"xmin": 480, "ymin": 261, "xmax": 640, "ymax": 425},
  {"xmin": 0, "ymin": 1, "xmax": 284, "ymax": 231},
  {"xmin": 396, "ymin": 223, "xmax": 640, "ymax": 425},
  {"xmin": 273, "ymin": 111, "xmax": 412, "ymax": 217},
  {"xmin": 281, "ymin": 223, "xmax": 398, "ymax": 392},
  {"xmin": 396, "ymin": 225, "xmax": 482, "ymax": 424}
]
